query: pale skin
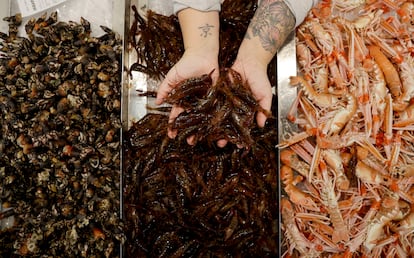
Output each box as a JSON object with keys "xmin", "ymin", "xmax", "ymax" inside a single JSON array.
[{"xmin": 156, "ymin": 0, "xmax": 295, "ymax": 146}]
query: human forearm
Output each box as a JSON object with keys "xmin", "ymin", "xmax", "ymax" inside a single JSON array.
[
  {"xmin": 236, "ymin": 0, "xmax": 295, "ymax": 67},
  {"xmin": 231, "ymin": 0, "xmax": 305, "ymax": 128},
  {"xmin": 177, "ymin": 8, "xmax": 220, "ymax": 56},
  {"xmin": 156, "ymin": 8, "xmax": 220, "ymax": 113}
]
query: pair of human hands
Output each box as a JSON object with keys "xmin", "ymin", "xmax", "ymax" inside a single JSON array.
[{"xmin": 155, "ymin": 47, "xmax": 273, "ymax": 147}]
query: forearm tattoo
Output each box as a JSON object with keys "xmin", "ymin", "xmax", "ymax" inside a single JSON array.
[
  {"xmin": 245, "ymin": 0, "xmax": 295, "ymax": 53},
  {"xmin": 198, "ymin": 23, "xmax": 215, "ymax": 38}
]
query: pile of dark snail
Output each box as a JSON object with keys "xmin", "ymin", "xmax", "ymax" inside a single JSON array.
[
  {"xmin": 123, "ymin": 69, "xmax": 279, "ymax": 257},
  {"xmin": 0, "ymin": 12, "xmax": 124, "ymax": 256}
]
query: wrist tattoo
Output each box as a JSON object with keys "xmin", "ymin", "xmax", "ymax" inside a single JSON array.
[
  {"xmin": 245, "ymin": 0, "xmax": 295, "ymax": 53},
  {"xmin": 198, "ymin": 23, "xmax": 214, "ymax": 38}
]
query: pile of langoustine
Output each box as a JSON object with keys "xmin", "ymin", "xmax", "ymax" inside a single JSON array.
[
  {"xmin": 123, "ymin": 69, "xmax": 279, "ymax": 257},
  {"xmin": 279, "ymin": 0, "xmax": 414, "ymax": 257}
]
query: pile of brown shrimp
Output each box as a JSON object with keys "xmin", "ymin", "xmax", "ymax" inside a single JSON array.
[
  {"xmin": 123, "ymin": 70, "xmax": 279, "ymax": 257},
  {"xmin": 279, "ymin": 0, "xmax": 414, "ymax": 257}
]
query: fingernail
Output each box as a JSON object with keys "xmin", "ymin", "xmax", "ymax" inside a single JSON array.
[
  {"xmin": 217, "ymin": 139, "xmax": 227, "ymax": 148},
  {"xmin": 187, "ymin": 135, "xmax": 195, "ymax": 145},
  {"xmin": 167, "ymin": 129, "xmax": 177, "ymax": 139}
]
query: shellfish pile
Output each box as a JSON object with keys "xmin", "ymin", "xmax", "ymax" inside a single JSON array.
[
  {"xmin": 280, "ymin": 0, "xmax": 414, "ymax": 257},
  {"xmin": 123, "ymin": 69, "xmax": 279, "ymax": 257},
  {"xmin": 0, "ymin": 12, "xmax": 124, "ymax": 256},
  {"xmin": 125, "ymin": 1, "xmax": 281, "ymax": 256}
]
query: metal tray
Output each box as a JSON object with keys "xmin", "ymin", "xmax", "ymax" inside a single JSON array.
[
  {"xmin": 122, "ymin": 1, "xmax": 297, "ymax": 256},
  {"xmin": 122, "ymin": 0, "xmax": 173, "ymax": 130},
  {"xmin": 1, "ymin": 0, "xmax": 297, "ymax": 255},
  {"xmin": 0, "ymin": 0, "xmax": 10, "ymax": 33},
  {"xmin": 276, "ymin": 31, "xmax": 297, "ymax": 257},
  {"xmin": 0, "ymin": 0, "xmax": 126, "ymax": 256},
  {"xmin": 122, "ymin": 0, "xmax": 150, "ymax": 130}
]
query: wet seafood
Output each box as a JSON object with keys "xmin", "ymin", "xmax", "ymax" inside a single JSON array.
[
  {"xmin": 125, "ymin": 3, "xmax": 282, "ymax": 255},
  {"xmin": 128, "ymin": 6, "xmax": 182, "ymax": 81},
  {"xmin": 123, "ymin": 70, "xmax": 279, "ymax": 257},
  {"xmin": 0, "ymin": 12, "xmax": 125, "ymax": 256},
  {"xmin": 280, "ymin": 0, "xmax": 414, "ymax": 257}
]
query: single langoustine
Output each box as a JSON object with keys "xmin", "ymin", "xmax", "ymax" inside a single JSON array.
[
  {"xmin": 363, "ymin": 195, "xmax": 408, "ymax": 253},
  {"xmin": 280, "ymin": 165, "xmax": 320, "ymax": 212},
  {"xmin": 289, "ymin": 75, "xmax": 341, "ymax": 108},
  {"xmin": 281, "ymin": 198, "xmax": 321, "ymax": 257},
  {"xmin": 368, "ymin": 45, "xmax": 403, "ymax": 102},
  {"xmin": 321, "ymin": 149, "xmax": 350, "ymax": 190},
  {"xmin": 318, "ymin": 161, "xmax": 350, "ymax": 243},
  {"xmin": 320, "ymin": 93, "xmax": 358, "ymax": 136}
]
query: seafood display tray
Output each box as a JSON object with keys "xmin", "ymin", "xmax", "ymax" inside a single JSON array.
[
  {"xmin": 123, "ymin": 0, "xmax": 297, "ymax": 256},
  {"xmin": 1, "ymin": 0, "xmax": 126, "ymax": 256},
  {"xmin": 0, "ymin": 0, "xmax": 295, "ymax": 255}
]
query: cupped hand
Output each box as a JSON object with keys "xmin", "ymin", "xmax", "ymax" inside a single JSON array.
[
  {"xmin": 156, "ymin": 49, "xmax": 219, "ymax": 143},
  {"xmin": 232, "ymin": 57, "xmax": 273, "ymax": 128},
  {"xmin": 212, "ymin": 58, "xmax": 272, "ymax": 149}
]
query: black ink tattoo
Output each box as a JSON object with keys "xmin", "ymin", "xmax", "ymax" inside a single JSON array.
[
  {"xmin": 245, "ymin": 0, "xmax": 295, "ymax": 53},
  {"xmin": 198, "ymin": 23, "xmax": 214, "ymax": 38}
]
